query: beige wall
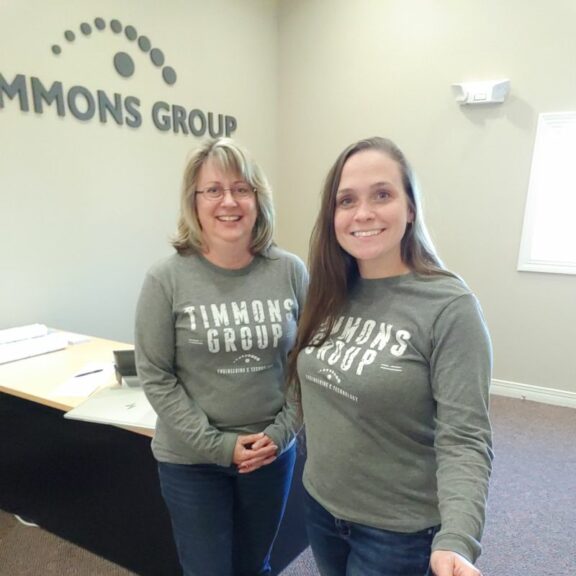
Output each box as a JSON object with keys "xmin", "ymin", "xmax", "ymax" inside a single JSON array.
[
  {"xmin": 0, "ymin": 0, "xmax": 278, "ymax": 342},
  {"xmin": 2, "ymin": 0, "xmax": 575, "ymax": 397},
  {"xmin": 277, "ymin": 0, "xmax": 576, "ymax": 395}
]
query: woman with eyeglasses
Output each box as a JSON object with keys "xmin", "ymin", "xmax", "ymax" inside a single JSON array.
[
  {"xmin": 288, "ymin": 137, "xmax": 492, "ymax": 576},
  {"xmin": 135, "ymin": 138, "xmax": 308, "ymax": 576}
]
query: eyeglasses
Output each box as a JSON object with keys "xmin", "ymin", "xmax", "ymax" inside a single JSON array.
[{"xmin": 195, "ymin": 184, "xmax": 256, "ymax": 201}]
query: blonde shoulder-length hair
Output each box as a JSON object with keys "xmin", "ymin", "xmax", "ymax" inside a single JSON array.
[{"xmin": 172, "ymin": 138, "xmax": 275, "ymax": 255}]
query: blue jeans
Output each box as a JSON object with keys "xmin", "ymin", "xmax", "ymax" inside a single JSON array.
[
  {"xmin": 305, "ymin": 491, "xmax": 438, "ymax": 576},
  {"xmin": 157, "ymin": 443, "xmax": 296, "ymax": 576}
]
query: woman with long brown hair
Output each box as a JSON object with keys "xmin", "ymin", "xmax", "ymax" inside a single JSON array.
[{"xmin": 290, "ymin": 137, "xmax": 492, "ymax": 576}]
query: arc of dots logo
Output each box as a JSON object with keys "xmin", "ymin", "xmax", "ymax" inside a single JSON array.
[
  {"xmin": 233, "ymin": 354, "xmax": 262, "ymax": 365},
  {"xmin": 318, "ymin": 368, "xmax": 342, "ymax": 384},
  {"xmin": 51, "ymin": 17, "xmax": 177, "ymax": 86}
]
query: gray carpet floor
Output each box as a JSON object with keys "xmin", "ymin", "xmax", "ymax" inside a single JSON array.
[
  {"xmin": 0, "ymin": 511, "xmax": 136, "ymax": 575},
  {"xmin": 1, "ymin": 395, "xmax": 575, "ymax": 575}
]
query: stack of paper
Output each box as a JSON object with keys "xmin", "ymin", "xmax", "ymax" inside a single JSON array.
[
  {"xmin": 0, "ymin": 323, "xmax": 48, "ymax": 344},
  {"xmin": 0, "ymin": 324, "xmax": 68, "ymax": 365}
]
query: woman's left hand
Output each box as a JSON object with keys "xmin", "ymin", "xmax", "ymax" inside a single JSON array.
[
  {"xmin": 430, "ymin": 550, "xmax": 482, "ymax": 576},
  {"xmin": 237, "ymin": 434, "xmax": 278, "ymax": 474}
]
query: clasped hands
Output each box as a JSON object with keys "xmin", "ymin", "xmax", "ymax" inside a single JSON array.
[{"xmin": 233, "ymin": 433, "xmax": 277, "ymax": 474}]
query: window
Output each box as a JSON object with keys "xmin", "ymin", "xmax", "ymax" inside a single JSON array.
[{"xmin": 518, "ymin": 112, "xmax": 576, "ymax": 275}]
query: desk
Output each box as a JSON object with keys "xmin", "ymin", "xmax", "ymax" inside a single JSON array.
[
  {"xmin": 0, "ymin": 335, "xmax": 133, "ymax": 412},
  {"xmin": 0, "ymin": 336, "xmax": 307, "ymax": 575}
]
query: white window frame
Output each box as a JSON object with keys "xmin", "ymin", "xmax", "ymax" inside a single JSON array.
[{"xmin": 518, "ymin": 111, "xmax": 576, "ymax": 275}]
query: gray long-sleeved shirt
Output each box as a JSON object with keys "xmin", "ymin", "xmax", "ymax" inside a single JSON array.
[
  {"xmin": 135, "ymin": 247, "xmax": 308, "ymax": 467},
  {"xmin": 297, "ymin": 272, "xmax": 493, "ymax": 562}
]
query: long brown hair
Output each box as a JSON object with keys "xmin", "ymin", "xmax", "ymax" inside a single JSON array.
[{"xmin": 288, "ymin": 136, "xmax": 453, "ymax": 401}]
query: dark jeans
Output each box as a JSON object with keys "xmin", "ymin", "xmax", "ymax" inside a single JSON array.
[
  {"xmin": 157, "ymin": 443, "xmax": 296, "ymax": 576},
  {"xmin": 305, "ymin": 491, "xmax": 438, "ymax": 576}
]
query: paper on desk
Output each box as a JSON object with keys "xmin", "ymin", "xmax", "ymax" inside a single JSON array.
[
  {"xmin": 64, "ymin": 386, "xmax": 157, "ymax": 429},
  {"xmin": 0, "ymin": 324, "xmax": 48, "ymax": 345},
  {"xmin": 52, "ymin": 363, "xmax": 114, "ymax": 397},
  {"xmin": 0, "ymin": 333, "xmax": 69, "ymax": 365},
  {"xmin": 60, "ymin": 332, "xmax": 91, "ymax": 345}
]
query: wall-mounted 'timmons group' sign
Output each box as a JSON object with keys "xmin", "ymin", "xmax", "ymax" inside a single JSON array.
[{"xmin": 0, "ymin": 16, "xmax": 237, "ymax": 138}]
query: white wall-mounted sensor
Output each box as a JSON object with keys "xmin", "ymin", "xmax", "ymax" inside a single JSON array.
[{"xmin": 451, "ymin": 79, "xmax": 510, "ymax": 105}]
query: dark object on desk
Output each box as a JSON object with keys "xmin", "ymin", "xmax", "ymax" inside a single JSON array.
[
  {"xmin": 113, "ymin": 349, "xmax": 139, "ymax": 387},
  {"xmin": 75, "ymin": 368, "xmax": 104, "ymax": 378}
]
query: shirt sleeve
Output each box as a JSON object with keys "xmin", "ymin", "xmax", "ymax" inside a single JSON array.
[
  {"xmin": 263, "ymin": 255, "xmax": 309, "ymax": 453},
  {"xmin": 430, "ymin": 293, "xmax": 494, "ymax": 562},
  {"xmin": 135, "ymin": 272, "xmax": 237, "ymax": 467}
]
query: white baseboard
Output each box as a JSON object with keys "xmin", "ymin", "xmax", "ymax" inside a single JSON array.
[{"xmin": 491, "ymin": 379, "xmax": 576, "ymax": 409}]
